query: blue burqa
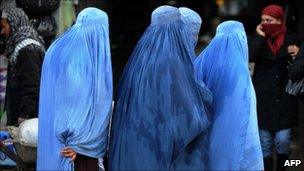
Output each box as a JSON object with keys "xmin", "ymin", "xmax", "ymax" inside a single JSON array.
[
  {"xmin": 194, "ymin": 21, "xmax": 263, "ymax": 170},
  {"xmin": 109, "ymin": 6, "xmax": 210, "ymax": 170},
  {"xmin": 179, "ymin": 7, "xmax": 212, "ymax": 114},
  {"xmin": 37, "ymin": 8, "xmax": 113, "ymax": 170}
]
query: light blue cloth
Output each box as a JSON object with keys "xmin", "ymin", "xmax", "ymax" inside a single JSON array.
[
  {"xmin": 194, "ymin": 20, "xmax": 263, "ymax": 170},
  {"xmin": 179, "ymin": 7, "xmax": 202, "ymax": 48},
  {"xmin": 109, "ymin": 6, "xmax": 211, "ymax": 170},
  {"xmin": 37, "ymin": 7, "xmax": 112, "ymax": 170}
]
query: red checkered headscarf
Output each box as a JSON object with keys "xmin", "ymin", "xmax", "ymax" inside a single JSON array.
[{"xmin": 261, "ymin": 4, "xmax": 286, "ymax": 55}]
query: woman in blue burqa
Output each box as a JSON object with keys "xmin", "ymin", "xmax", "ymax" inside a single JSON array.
[
  {"xmin": 194, "ymin": 21, "xmax": 263, "ymax": 170},
  {"xmin": 109, "ymin": 6, "xmax": 211, "ymax": 170},
  {"xmin": 179, "ymin": 7, "xmax": 212, "ymax": 111},
  {"xmin": 37, "ymin": 8, "xmax": 113, "ymax": 171}
]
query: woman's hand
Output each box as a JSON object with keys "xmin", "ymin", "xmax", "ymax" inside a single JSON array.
[
  {"xmin": 256, "ymin": 24, "xmax": 265, "ymax": 37},
  {"xmin": 17, "ymin": 117, "xmax": 26, "ymax": 125},
  {"xmin": 287, "ymin": 45, "xmax": 300, "ymax": 57},
  {"xmin": 61, "ymin": 147, "xmax": 77, "ymax": 161}
]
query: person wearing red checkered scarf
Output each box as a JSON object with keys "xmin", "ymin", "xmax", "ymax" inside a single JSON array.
[{"xmin": 250, "ymin": 4, "xmax": 302, "ymax": 171}]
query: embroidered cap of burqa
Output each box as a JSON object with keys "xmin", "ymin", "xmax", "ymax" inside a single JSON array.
[
  {"xmin": 179, "ymin": 7, "xmax": 202, "ymax": 48},
  {"xmin": 37, "ymin": 8, "xmax": 113, "ymax": 170},
  {"xmin": 194, "ymin": 21, "xmax": 263, "ymax": 170},
  {"xmin": 109, "ymin": 6, "xmax": 210, "ymax": 170}
]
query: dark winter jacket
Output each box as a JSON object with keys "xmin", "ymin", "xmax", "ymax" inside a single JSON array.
[
  {"xmin": 289, "ymin": 43, "xmax": 304, "ymax": 81},
  {"xmin": 5, "ymin": 44, "xmax": 44, "ymax": 125},
  {"xmin": 249, "ymin": 34, "xmax": 301, "ymax": 131}
]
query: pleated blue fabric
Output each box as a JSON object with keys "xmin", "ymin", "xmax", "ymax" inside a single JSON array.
[
  {"xmin": 37, "ymin": 7, "xmax": 112, "ymax": 170},
  {"xmin": 194, "ymin": 20, "xmax": 263, "ymax": 170},
  {"xmin": 109, "ymin": 6, "xmax": 211, "ymax": 170}
]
